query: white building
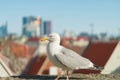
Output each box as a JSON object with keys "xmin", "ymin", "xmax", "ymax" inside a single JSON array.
[{"xmin": 101, "ymin": 41, "xmax": 120, "ymax": 74}]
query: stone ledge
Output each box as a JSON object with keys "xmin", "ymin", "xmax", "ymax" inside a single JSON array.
[{"xmin": 0, "ymin": 74, "xmax": 120, "ymax": 80}]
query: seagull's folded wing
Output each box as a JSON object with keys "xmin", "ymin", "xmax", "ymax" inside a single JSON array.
[{"xmin": 54, "ymin": 47, "xmax": 93, "ymax": 69}]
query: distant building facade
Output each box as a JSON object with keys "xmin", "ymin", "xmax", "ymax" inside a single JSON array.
[
  {"xmin": 63, "ymin": 30, "xmax": 75, "ymax": 38},
  {"xmin": 23, "ymin": 16, "xmax": 36, "ymax": 25},
  {"xmin": 22, "ymin": 16, "xmax": 42, "ymax": 37},
  {"xmin": 43, "ymin": 21, "xmax": 51, "ymax": 35},
  {"xmin": 0, "ymin": 23, "xmax": 7, "ymax": 38}
]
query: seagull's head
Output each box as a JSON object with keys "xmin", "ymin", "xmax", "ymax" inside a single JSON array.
[{"xmin": 40, "ymin": 33, "xmax": 60, "ymax": 43}]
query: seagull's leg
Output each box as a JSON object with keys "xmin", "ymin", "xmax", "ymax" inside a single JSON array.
[
  {"xmin": 61, "ymin": 70, "xmax": 65, "ymax": 77},
  {"xmin": 55, "ymin": 70, "xmax": 65, "ymax": 80},
  {"xmin": 66, "ymin": 71, "xmax": 69, "ymax": 80},
  {"xmin": 55, "ymin": 75, "xmax": 60, "ymax": 80}
]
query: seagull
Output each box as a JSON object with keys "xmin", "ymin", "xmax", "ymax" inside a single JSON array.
[{"xmin": 40, "ymin": 33, "xmax": 103, "ymax": 80}]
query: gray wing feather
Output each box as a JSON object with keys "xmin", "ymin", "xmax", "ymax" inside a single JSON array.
[{"xmin": 55, "ymin": 47, "xmax": 93, "ymax": 69}]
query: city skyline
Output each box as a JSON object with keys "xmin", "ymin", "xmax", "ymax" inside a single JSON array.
[{"xmin": 0, "ymin": 0, "xmax": 120, "ymax": 36}]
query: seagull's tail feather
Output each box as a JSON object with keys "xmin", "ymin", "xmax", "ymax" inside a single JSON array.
[
  {"xmin": 89, "ymin": 64, "xmax": 104, "ymax": 71},
  {"xmin": 93, "ymin": 64, "xmax": 104, "ymax": 71}
]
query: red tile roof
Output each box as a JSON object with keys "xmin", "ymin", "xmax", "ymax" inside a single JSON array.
[
  {"xmin": 83, "ymin": 41, "xmax": 118, "ymax": 66},
  {"xmin": 23, "ymin": 55, "xmax": 47, "ymax": 75},
  {"xmin": 27, "ymin": 37, "xmax": 41, "ymax": 42},
  {"xmin": 37, "ymin": 58, "xmax": 52, "ymax": 75},
  {"xmin": 74, "ymin": 41, "xmax": 118, "ymax": 74},
  {"xmin": 5, "ymin": 41, "xmax": 36, "ymax": 57}
]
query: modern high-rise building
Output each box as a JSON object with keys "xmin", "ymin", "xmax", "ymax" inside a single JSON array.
[
  {"xmin": 0, "ymin": 22, "xmax": 8, "ymax": 38},
  {"xmin": 23, "ymin": 16, "xmax": 36, "ymax": 25},
  {"xmin": 22, "ymin": 16, "xmax": 42, "ymax": 37},
  {"xmin": 43, "ymin": 21, "xmax": 51, "ymax": 35}
]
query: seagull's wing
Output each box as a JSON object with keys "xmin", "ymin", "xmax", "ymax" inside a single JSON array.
[{"xmin": 54, "ymin": 47, "xmax": 94, "ymax": 69}]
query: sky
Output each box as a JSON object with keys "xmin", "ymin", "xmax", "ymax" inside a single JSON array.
[{"xmin": 0, "ymin": 0, "xmax": 120, "ymax": 36}]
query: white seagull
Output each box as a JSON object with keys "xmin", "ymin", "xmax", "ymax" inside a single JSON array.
[{"xmin": 40, "ymin": 33, "xmax": 103, "ymax": 80}]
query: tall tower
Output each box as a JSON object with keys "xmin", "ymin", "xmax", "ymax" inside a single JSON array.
[{"xmin": 43, "ymin": 21, "xmax": 51, "ymax": 35}]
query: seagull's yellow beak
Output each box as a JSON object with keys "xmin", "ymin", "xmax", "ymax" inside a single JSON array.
[{"xmin": 40, "ymin": 37, "xmax": 48, "ymax": 42}]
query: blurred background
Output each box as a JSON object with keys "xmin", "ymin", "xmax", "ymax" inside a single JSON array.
[{"xmin": 0, "ymin": 0, "xmax": 120, "ymax": 77}]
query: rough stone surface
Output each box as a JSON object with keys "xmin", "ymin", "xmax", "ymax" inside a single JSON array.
[{"xmin": 0, "ymin": 74, "xmax": 120, "ymax": 80}]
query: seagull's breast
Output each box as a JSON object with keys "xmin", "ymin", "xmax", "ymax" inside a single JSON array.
[{"xmin": 47, "ymin": 43, "xmax": 60, "ymax": 62}]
